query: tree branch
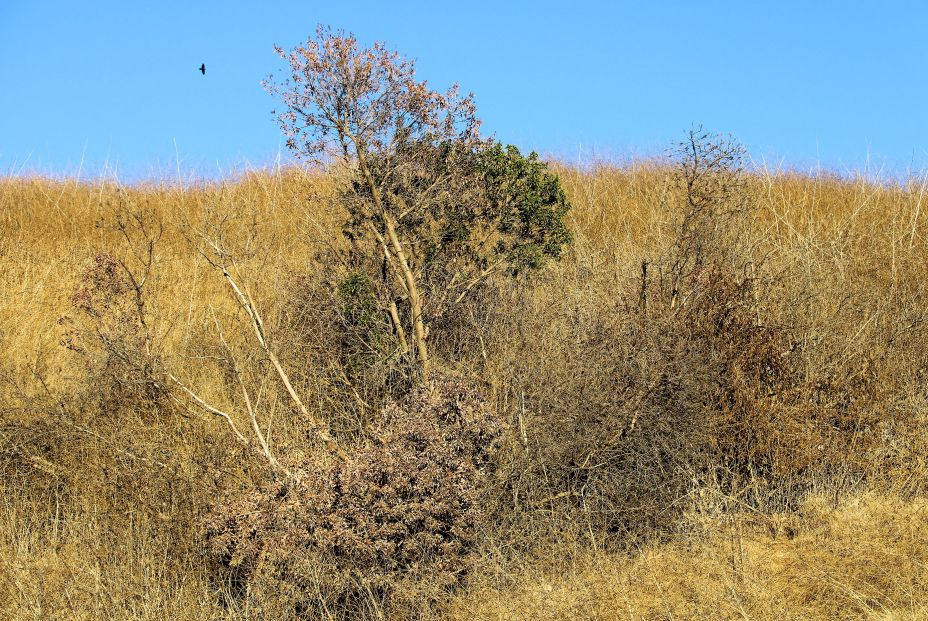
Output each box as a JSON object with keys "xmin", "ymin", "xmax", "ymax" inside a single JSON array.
[{"xmin": 167, "ymin": 373, "xmax": 248, "ymax": 445}]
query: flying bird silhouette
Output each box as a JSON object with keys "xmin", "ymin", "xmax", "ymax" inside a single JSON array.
[{"xmin": 199, "ymin": 63, "xmax": 206, "ymax": 75}]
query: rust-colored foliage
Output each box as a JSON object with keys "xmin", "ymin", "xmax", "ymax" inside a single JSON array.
[
  {"xmin": 62, "ymin": 252, "xmax": 162, "ymax": 413},
  {"xmin": 204, "ymin": 375, "xmax": 504, "ymax": 616}
]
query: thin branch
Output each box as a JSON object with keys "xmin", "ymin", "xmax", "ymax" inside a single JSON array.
[
  {"xmin": 199, "ymin": 231, "xmax": 347, "ymax": 460},
  {"xmin": 167, "ymin": 373, "xmax": 248, "ymax": 445},
  {"xmin": 452, "ymin": 257, "xmax": 506, "ymax": 305},
  {"xmin": 209, "ymin": 305, "xmax": 289, "ymax": 475}
]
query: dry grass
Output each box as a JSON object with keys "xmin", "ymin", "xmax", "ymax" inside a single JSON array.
[
  {"xmin": 455, "ymin": 492, "xmax": 928, "ymax": 621},
  {"xmin": 1, "ymin": 161, "xmax": 927, "ymax": 619}
]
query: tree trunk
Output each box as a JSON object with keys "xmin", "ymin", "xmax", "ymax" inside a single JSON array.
[{"xmin": 354, "ymin": 145, "xmax": 431, "ymax": 378}]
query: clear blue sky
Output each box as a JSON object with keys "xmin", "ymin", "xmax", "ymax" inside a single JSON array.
[{"xmin": 2, "ymin": 1, "xmax": 927, "ymax": 180}]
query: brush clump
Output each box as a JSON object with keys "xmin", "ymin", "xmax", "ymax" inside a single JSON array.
[{"xmin": 203, "ymin": 375, "xmax": 504, "ymax": 619}]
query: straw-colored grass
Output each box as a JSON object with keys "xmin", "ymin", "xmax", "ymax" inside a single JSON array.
[{"xmin": 1, "ymin": 162, "xmax": 927, "ymax": 619}]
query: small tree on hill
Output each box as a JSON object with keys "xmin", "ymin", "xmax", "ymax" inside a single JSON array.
[{"xmin": 265, "ymin": 26, "xmax": 572, "ymax": 378}]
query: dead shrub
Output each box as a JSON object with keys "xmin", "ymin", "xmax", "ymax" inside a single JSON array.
[
  {"xmin": 488, "ymin": 130, "xmax": 807, "ymax": 543},
  {"xmin": 204, "ymin": 374, "xmax": 504, "ymax": 620},
  {"xmin": 487, "ymin": 131, "xmax": 928, "ymax": 554},
  {"xmin": 61, "ymin": 251, "xmax": 164, "ymax": 415}
]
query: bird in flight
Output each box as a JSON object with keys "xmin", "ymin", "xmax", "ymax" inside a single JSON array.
[{"xmin": 199, "ymin": 63, "xmax": 206, "ymax": 75}]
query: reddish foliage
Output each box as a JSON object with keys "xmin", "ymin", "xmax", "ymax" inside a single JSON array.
[
  {"xmin": 69, "ymin": 253, "xmax": 132, "ymax": 320},
  {"xmin": 264, "ymin": 25, "xmax": 479, "ymax": 164},
  {"xmin": 204, "ymin": 375, "xmax": 504, "ymax": 613},
  {"xmin": 61, "ymin": 252, "xmax": 162, "ymax": 412}
]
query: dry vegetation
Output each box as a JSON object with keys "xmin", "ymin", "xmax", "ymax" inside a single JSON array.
[{"xmin": 2, "ymin": 152, "xmax": 928, "ymax": 619}]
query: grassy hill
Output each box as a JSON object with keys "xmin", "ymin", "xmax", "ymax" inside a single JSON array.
[{"xmin": 2, "ymin": 161, "xmax": 927, "ymax": 620}]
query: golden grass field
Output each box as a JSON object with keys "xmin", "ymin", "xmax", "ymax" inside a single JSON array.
[{"xmin": 2, "ymin": 162, "xmax": 928, "ymax": 620}]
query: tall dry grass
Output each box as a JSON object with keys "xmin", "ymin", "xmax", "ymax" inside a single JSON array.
[
  {"xmin": 454, "ymin": 492, "xmax": 928, "ymax": 620},
  {"xmin": 1, "ymin": 160, "xmax": 927, "ymax": 619}
]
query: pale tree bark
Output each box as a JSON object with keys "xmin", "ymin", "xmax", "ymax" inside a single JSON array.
[
  {"xmin": 195, "ymin": 235, "xmax": 348, "ymax": 461},
  {"xmin": 352, "ymin": 138, "xmax": 431, "ymax": 377}
]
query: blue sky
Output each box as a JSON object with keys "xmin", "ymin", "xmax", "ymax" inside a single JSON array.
[{"xmin": 1, "ymin": 1, "xmax": 926, "ymax": 180}]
